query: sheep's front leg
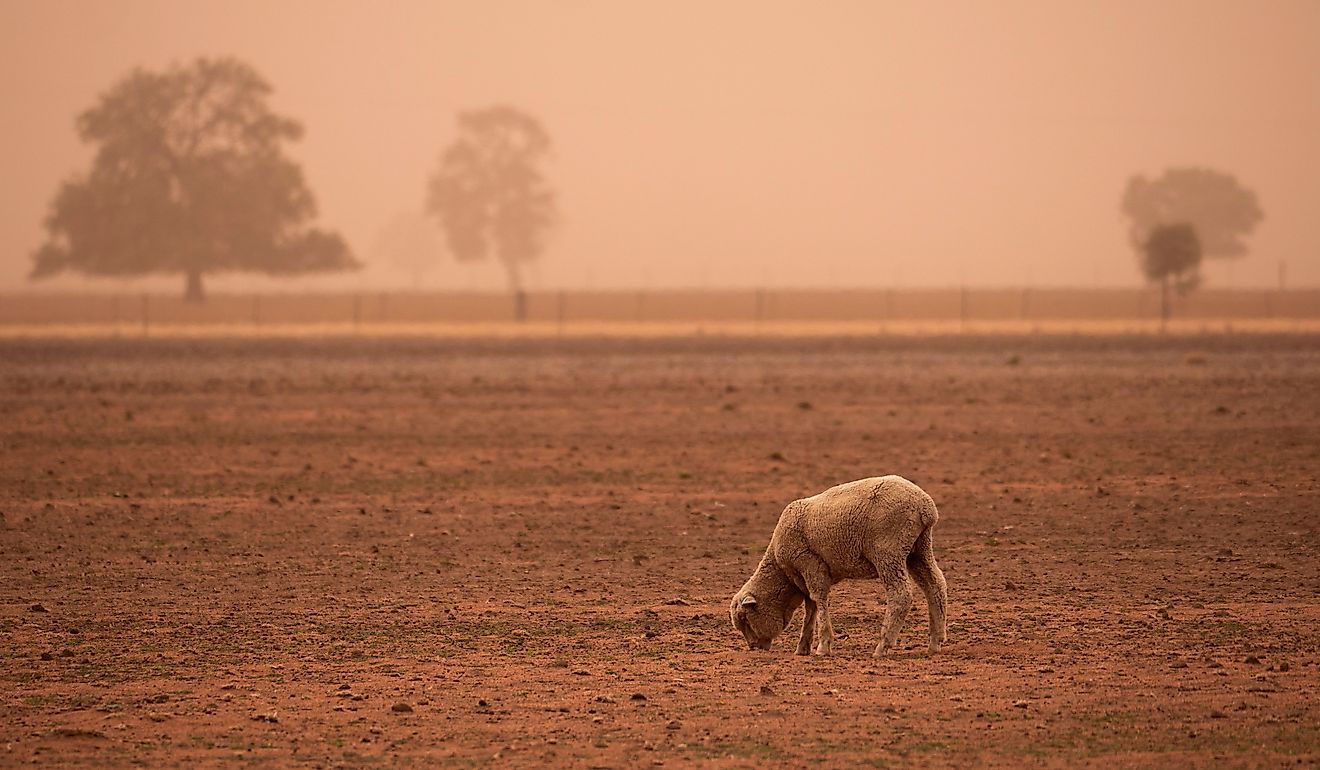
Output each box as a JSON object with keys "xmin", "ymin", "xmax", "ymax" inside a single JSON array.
[
  {"xmin": 796, "ymin": 598, "xmax": 817, "ymax": 655},
  {"xmin": 796, "ymin": 554, "xmax": 834, "ymax": 655},
  {"xmin": 800, "ymin": 576, "xmax": 834, "ymax": 656},
  {"xmin": 812, "ymin": 591, "xmax": 834, "ymax": 655}
]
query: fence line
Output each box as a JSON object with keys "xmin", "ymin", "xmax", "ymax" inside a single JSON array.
[{"xmin": 1, "ymin": 287, "xmax": 1317, "ymax": 329}]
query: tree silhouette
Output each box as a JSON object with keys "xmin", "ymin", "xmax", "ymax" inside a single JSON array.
[
  {"xmin": 1142, "ymin": 222, "xmax": 1202, "ymax": 329},
  {"xmin": 425, "ymin": 106, "xmax": 557, "ymax": 321},
  {"xmin": 1121, "ymin": 167, "xmax": 1262, "ymax": 262},
  {"xmin": 32, "ymin": 57, "xmax": 356, "ymax": 302}
]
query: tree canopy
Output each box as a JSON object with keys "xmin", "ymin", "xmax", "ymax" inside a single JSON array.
[
  {"xmin": 1121, "ymin": 167, "xmax": 1262, "ymax": 261},
  {"xmin": 425, "ymin": 106, "xmax": 557, "ymax": 316},
  {"xmin": 1142, "ymin": 223, "xmax": 1202, "ymax": 291},
  {"xmin": 32, "ymin": 57, "xmax": 356, "ymax": 301},
  {"xmin": 1142, "ymin": 222, "xmax": 1203, "ymax": 328}
]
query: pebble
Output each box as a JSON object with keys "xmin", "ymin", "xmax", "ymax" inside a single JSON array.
[{"xmin": 391, "ymin": 702, "xmax": 414, "ymax": 713}]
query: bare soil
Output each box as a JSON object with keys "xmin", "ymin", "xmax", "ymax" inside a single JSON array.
[{"xmin": 2, "ymin": 334, "xmax": 1318, "ymax": 768}]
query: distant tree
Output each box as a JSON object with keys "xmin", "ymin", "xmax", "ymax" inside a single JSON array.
[
  {"xmin": 32, "ymin": 57, "xmax": 356, "ymax": 302},
  {"xmin": 425, "ymin": 106, "xmax": 557, "ymax": 321},
  {"xmin": 1121, "ymin": 167, "xmax": 1263, "ymax": 262},
  {"xmin": 1142, "ymin": 222, "xmax": 1202, "ymax": 329}
]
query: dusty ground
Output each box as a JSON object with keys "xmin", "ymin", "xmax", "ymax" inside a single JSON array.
[{"xmin": 1, "ymin": 334, "xmax": 1318, "ymax": 768}]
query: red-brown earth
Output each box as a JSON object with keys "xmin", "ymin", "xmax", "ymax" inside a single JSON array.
[{"xmin": 1, "ymin": 334, "xmax": 1317, "ymax": 768}]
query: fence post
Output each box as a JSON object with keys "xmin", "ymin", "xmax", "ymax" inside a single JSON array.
[{"xmin": 141, "ymin": 294, "xmax": 150, "ymax": 337}]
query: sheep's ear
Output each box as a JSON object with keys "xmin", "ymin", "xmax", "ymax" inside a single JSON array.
[{"xmin": 740, "ymin": 595, "xmax": 757, "ymax": 608}]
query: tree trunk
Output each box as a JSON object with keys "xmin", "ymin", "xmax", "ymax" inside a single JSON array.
[
  {"xmin": 503, "ymin": 260, "xmax": 526, "ymax": 323},
  {"xmin": 1159, "ymin": 275, "xmax": 1169, "ymax": 333},
  {"xmin": 184, "ymin": 270, "xmax": 205, "ymax": 303}
]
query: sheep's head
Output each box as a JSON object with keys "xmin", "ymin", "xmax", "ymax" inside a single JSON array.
[{"xmin": 730, "ymin": 592, "xmax": 787, "ymax": 650}]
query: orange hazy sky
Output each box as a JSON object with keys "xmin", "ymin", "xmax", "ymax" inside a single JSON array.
[{"xmin": 2, "ymin": 0, "xmax": 1317, "ymax": 291}]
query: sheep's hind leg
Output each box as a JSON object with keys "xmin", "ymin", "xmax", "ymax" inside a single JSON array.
[
  {"xmin": 796, "ymin": 598, "xmax": 817, "ymax": 656},
  {"xmin": 873, "ymin": 566, "xmax": 914, "ymax": 657},
  {"xmin": 906, "ymin": 527, "xmax": 948, "ymax": 654}
]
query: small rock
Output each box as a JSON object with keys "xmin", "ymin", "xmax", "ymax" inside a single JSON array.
[
  {"xmin": 594, "ymin": 695, "xmax": 615, "ymax": 704},
  {"xmin": 630, "ymin": 693, "xmax": 647, "ymax": 701},
  {"xmin": 251, "ymin": 712, "xmax": 278, "ymax": 723},
  {"xmin": 662, "ymin": 598, "xmax": 691, "ymax": 606},
  {"xmin": 29, "ymin": 603, "xmax": 48, "ymax": 613},
  {"xmin": 665, "ymin": 719, "xmax": 682, "ymax": 730},
  {"xmin": 759, "ymin": 685, "xmax": 776, "ymax": 696},
  {"xmin": 1279, "ymin": 662, "xmax": 1290, "ymax": 672},
  {"xmin": 1012, "ymin": 700, "xmax": 1028, "ymax": 709},
  {"xmin": 1244, "ymin": 656, "xmax": 1261, "ymax": 665},
  {"xmin": 39, "ymin": 652, "xmax": 54, "ymax": 661},
  {"xmin": 478, "ymin": 699, "xmax": 489, "ymax": 707},
  {"xmin": 1209, "ymin": 710, "xmax": 1227, "ymax": 719},
  {"xmin": 391, "ymin": 702, "xmax": 413, "ymax": 713}
]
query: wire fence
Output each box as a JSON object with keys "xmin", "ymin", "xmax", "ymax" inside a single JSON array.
[{"xmin": 1, "ymin": 287, "xmax": 1317, "ymax": 333}]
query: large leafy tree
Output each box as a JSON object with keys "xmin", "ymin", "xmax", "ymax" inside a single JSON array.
[
  {"xmin": 1141, "ymin": 222, "xmax": 1202, "ymax": 328},
  {"xmin": 32, "ymin": 57, "xmax": 356, "ymax": 301},
  {"xmin": 1121, "ymin": 167, "xmax": 1262, "ymax": 261},
  {"xmin": 425, "ymin": 106, "xmax": 557, "ymax": 320}
]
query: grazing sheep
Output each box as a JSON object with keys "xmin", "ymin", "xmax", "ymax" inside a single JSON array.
[{"xmin": 730, "ymin": 475, "xmax": 947, "ymax": 656}]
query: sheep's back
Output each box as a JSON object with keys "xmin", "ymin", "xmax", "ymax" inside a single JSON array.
[{"xmin": 774, "ymin": 476, "xmax": 933, "ymax": 579}]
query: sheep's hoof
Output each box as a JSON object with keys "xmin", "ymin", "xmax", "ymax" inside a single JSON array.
[
  {"xmin": 928, "ymin": 643, "xmax": 941, "ymax": 655},
  {"xmin": 795, "ymin": 647, "xmax": 811, "ymax": 656}
]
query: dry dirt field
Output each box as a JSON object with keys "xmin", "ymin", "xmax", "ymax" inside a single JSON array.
[{"xmin": 2, "ymin": 333, "xmax": 1318, "ymax": 768}]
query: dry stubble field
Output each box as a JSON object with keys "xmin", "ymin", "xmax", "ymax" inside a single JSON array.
[{"xmin": 1, "ymin": 333, "xmax": 1318, "ymax": 768}]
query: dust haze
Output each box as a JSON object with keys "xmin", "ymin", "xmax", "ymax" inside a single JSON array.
[{"xmin": 3, "ymin": 0, "xmax": 1318, "ymax": 293}]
